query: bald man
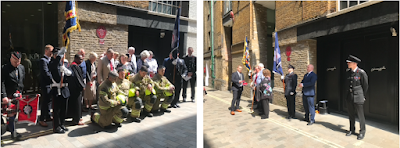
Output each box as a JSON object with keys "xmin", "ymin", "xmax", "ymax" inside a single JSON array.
[{"xmin": 299, "ymin": 64, "xmax": 317, "ymax": 125}]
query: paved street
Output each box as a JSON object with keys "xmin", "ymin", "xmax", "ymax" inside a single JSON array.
[
  {"xmin": 203, "ymin": 88, "xmax": 399, "ymax": 148},
  {"xmin": 2, "ymin": 89, "xmax": 197, "ymax": 148}
]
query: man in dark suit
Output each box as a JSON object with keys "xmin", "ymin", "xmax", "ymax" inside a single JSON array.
[
  {"xmin": 182, "ymin": 47, "xmax": 196, "ymax": 103},
  {"xmin": 282, "ymin": 64, "xmax": 297, "ymax": 120},
  {"xmin": 49, "ymin": 47, "xmax": 71, "ymax": 133},
  {"xmin": 299, "ymin": 64, "xmax": 317, "ymax": 125},
  {"xmin": 1, "ymin": 51, "xmax": 25, "ymax": 140},
  {"xmin": 38, "ymin": 45, "xmax": 54, "ymax": 127},
  {"xmin": 345, "ymin": 55, "xmax": 368, "ymax": 140},
  {"xmin": 230, "ymin": 65, "xmax": 244, "ymax": 115},
  {"xmin": 168, "ymin": 50, "xmax": 188, "ymax": 108},
  {"xmin": 163, "ymin": 53, "xmax": 174, "ymax": 82}
]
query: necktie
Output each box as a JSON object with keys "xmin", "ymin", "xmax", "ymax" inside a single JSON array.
[
  {"xmin": 255, "ymin": 74, "xmax": 258, "ymax": 85},
  {"xmin": 110, "ymin": 60, "xmax": 114, "ymax": 71}
]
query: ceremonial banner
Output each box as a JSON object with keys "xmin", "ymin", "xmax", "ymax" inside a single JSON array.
[
  {"xmin": 171, "ymin": 7, "xmax": 181, "ymax": 50},
  {"xmin": 62, "ymin": 1, "xmax": 81, "ymax": 48},
  {"xmin": 242, "ymin": 37, "xmax": 251, "ymax": 71},
  {"xmin": 273, "ymin": 33, "xmax": 283, "ymax": 75},
  {"xmin": 17, "ymin": 94, "xmax": 40, "ymax": 124}
]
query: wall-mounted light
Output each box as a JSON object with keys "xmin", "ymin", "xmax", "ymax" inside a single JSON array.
[
  {"xmin": 38, "ymin": 9, "xmax": 42, "ymax": 12},
  {"xmin": 6, "ymin": 4, "xmax": 11, "ymax": 7},
  {"xmin": 47, "ymin": 2, "xmax": 52, "ymax": 5},
  {"xmin": 160, "ymin": 31, "xmax": 165, "ymax": 38},
  {"xmin": 390, "ymin": 27, "xmax": 397, "ymax": 37},
  {"xmin": 31, "ymin": 15, "xmax": 34, "ymax": 17}
]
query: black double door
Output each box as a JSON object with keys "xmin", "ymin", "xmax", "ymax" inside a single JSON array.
[{"xmin": 317, "ymin": 23, "xmax": 399, "ymax": 124}]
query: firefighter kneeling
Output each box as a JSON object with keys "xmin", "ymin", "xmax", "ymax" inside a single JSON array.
[
  {"xmin": 129, "ymin": 66, "xmax": 157, "ymax": 118},
  {"xmin": 152, "ymin": 66, "xmax": 174, "ymax": 114},
  {"xmin": 91, "ymin": 71, "xmax": 127, "ymax": 128}
]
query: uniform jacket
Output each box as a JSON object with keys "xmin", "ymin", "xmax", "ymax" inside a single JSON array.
[
  {"xmin": 129, "ymin": 73, "xmax": 155, "ymax": 96},
  {"xmin": 98, "ymin": 79, "xmax": 121, "ymax": 110},
  {"xmin": 152, "ymin": 74, "xmax": 174, "ymax": 97},
  {"xmin": 164, "ymin": 58, "xmax": 188, "ymax": 82},
  {"xmin": 1, "ymin": 64, "xmax": 25, "ymax": 98},
  {"xmin": 115, "ymin": 77, "xmax": 131, "ymax": 96},
  {"xmin": 39, "ymin": 55, "xmax": 53, "ymax": 92},
  {"xmin": 48, "ymin": 56, "xmax": 70, "ymax": 98},
  {"xmin": 183, "ymin": 55, "xmax": 196, "ymax": 77},
  {"xmin": 97, "ymin": 57, "xmax": 115, "ymax": 83},
  {"xmin": 301, "ymin": 72, "xmax": 317, "ymax": 97},
  {"xmin": 69, "ymin": 62, "xmax": 85, "ymax": 92},
  {"xmin": 231, "ymin": 71, "xmax": 244, "ymax": 91},
  {"xmin": 346, "ymin": 67, "xmax": 368, "ymax": 104},
  {"xmin": 283, "ymin": 72, "xmax": 298, "ymax": 96}
]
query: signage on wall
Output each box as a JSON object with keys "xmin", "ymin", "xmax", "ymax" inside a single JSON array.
[
  {"xmin": 97, "ymin": 26, "xmax": 107, "ymax": 45},
  {"xmin": 286, "ymin": 46, "xmax": 292, "ymax": 61}
]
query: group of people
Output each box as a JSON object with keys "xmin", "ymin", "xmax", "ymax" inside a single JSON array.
[
  {"xmin": 230, "ymin": 55, "xmax": 368, "ymax": 140},
  {"xmin": 1, "ymin": 45, "xmax": 197, "ymax": 139}
]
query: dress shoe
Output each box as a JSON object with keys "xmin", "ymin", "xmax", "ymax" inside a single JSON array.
[
  {"xmin": 38, "ymin": 121, "xmax": 48, "ymax": 127},
  {"xmin": 291, "ymin": 116, "xmax": 297, "ymax": 119},
  {"xmin": 175, "ymin": 104, "xmax": 180, "ymax": 108},
  {"xmin": 346, "ymin": 131, "xmax": 356, "ymax": 136},
  {"xmin": 286, "ymin": 116, "xmax": 291, "ymax": 119},
  {"xmin": 182, "ymin": 98, "xmax": 186, "ymax": 102},
  {"xmin": 160, "ymin": 109, "xmax": 171, "ymax": 113},
  {"xmin": 236, "ymin": 109, "xmax": 242, "ymax": 112},
  {"xmin": 11, "ymin": 132, "xmax": 22, "ymax": 140},
  {"xmin": 357, "ymin": 133, "xmax": 365, "ymax": 140},
  {"xmin": 231, "ymin": 111, "xmax": 235, "ymax": 115},
  {"xmin": 192, "ymin": 99, "xmax": 195, "ymax": 103},
  {"xmin": 60, "ymin": 125, "xmax": 69, "ymax": 131},
  {"xmin": 261, "ymin": 116, "xmax": 268, "ymax": 119},
  {"xmin": 307, "ymin": 121, "xmax": 314, "ymax": 126},
  {"xmin": 303, "ymin": 119, "xmax": 310, "ymax": 122},
  {"xmin": 53, "ymin": 127, "xmax": 65, "ymax": 134}
]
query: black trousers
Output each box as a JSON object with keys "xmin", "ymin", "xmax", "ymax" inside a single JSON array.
[
  {"xmin": 66, "ymin": 92, "xmax": 82, "ymax": 123},
  {"xmin": 53, "ymin": 95, "xmax": 67, "ymax": 130},
  {"xmin": 171, "ymin": 78, "xmax": 183, "ymax": 106},
  {"xmin": 231, "ymin": 87, "xmax": 243, "ymax": 111},
  {"xmin": 285, "ymin": 95, "xmax": 296, "ymax": 117},
  {"xmin": 260, "ymin": 99, "xmax": 270, "ymax": 118},
  {"xmin": 39, "ymin": 88, "xmax": 52, "ymax": 121},
  {"xmin": 182, "ymin": 76, "xmax": 196, "ymax": 100},
  {"xmin": 346, "ymin": 99, "xmax": 366, "ymax": 134}
]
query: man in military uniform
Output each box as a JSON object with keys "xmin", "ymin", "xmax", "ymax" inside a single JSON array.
[
  {"xmin": 49, "ymin": 47, "xmax": 71, "ymax": 133},
  {"xmin": 166, "ymin": 50, "xmax": 188, "ymax": 108},
  {"xmin": 345, "ymin": 55, "xmax": 368, "ymax": 140},
  {"xmin": 116, "ymin": 66, "xmax": 142, "ymax": 123},
  {"xmin": 281, "ymin": 64, "xmax": 297, "ymax": 120},
  {"xmin": 91, "ymin": 71, "xmax": 125, "ymax": 128},
  {"xmin": 129, "ymin": 66, "xmax": 156, "ymax": 118},
  {"xmin": 1, "ymin": 51, "xmax": 25, "ymax": 139},
  {"xmin": 182, "ymin": 47, "xmax": 196, "ymax": 103},
  {"xmin": 152, "ymin": 66, "xmax": 174, "ymax": 114}
]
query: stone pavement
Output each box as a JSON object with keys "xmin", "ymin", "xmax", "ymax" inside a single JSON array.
[
  {"xmin": 2, "ymin": 89, "xmax": 197, "ymax": 148},
  {"xmin": 203, "ymin": 88, "xmax": 399, "ymax": 148}
]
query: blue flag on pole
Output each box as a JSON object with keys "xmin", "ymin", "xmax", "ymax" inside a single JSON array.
[
  {"xmin": 242, "ymin": 37, "xmax": 251, "ymax": 71},
  {"xmin": 273, "ymin": 33, "xmax": 283, "ymax": 75},
  {"xmin": 63, "ymin": 1, "xmax": 81, "ymax": 48},
  {"xmin": 171, "ymin": 7, "xmax": 181, "ymax": 50}
]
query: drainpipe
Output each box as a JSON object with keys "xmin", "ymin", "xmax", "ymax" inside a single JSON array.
[{"xmin": 211, "ymin": 0, "xmax": 215, "ymax": 87}]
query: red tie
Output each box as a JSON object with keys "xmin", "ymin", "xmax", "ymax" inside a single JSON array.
[
  {"xmin": 110, "ymin": 61, "xmax": 114, "ymax": 70},
  {"xmin": 255, "ymin": 74, "xmax": 258, "ymax": 84}
]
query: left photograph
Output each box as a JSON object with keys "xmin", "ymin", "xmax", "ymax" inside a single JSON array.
[{"xmin": 1, "ymin": 1, "xmax": 197, "ymax": 147}]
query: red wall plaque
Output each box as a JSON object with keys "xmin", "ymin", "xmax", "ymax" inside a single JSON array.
[
  {"xmin": 96, "ymin": 26, "xmax": 107, "ymax": 39},
  {"xmin": 286, "ymin": 46, "xmax": 292, "ymax": 61}
]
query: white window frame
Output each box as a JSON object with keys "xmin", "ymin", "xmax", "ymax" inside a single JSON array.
[
  {"xmin": 337, "ymin": 0, "xmax": 369, "ymax": 11},
  {"xmin": 149, "ymin": 1, "xmax": 182, "ymax": 16}
]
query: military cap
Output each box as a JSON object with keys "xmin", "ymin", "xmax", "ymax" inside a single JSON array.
[
  {"xmin": 139, "ymin": 66, "xmax": 148, "ymax": 72},
  {"xmin": 52, "ymin": 47, "xmax": 67, "ymax": 58},
  {"xmin": 288, "ymin": 64, "xmax": 295, "ymax": 69},
  {"xmin": 11, "ymin": 51, "xmax": 21, "ymax": 59},
  {"xmin": 108, "ymin": 71, "xmax": 119, "ymax": 78},
  {"xmin": 346, "ymin": 55, "xmax": 361, "ymax": 63}
]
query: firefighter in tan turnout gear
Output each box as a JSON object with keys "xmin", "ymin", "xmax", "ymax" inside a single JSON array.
[
  {"xmin": 129, "ymin": 66, "xmax": 157, "ymax": 118},
  {"xmin": 91, "ymin": 71, "xmax": 127, "ymax": 128},
  {"xmin": 152, "ymin": 66, "xmax": 174, "ymax": 114}
]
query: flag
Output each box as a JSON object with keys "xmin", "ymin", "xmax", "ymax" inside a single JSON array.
[
  {"xmin": 63, "ymin": 1, "xmax": 81, "ymax": 48},
  {"xmin": 17, "ymin": 94, "xmax": 40, "ymax": 124},
  {"xmin": 171, "ymin": 7, "xmax": 181, "ymax": 50},
  {"xmin": 273, "ymin": 33, "xmax": 283, "ymax": 75},
  {"xmin": 242, "ymin": 37, "xmax": 251, "ymax": 71}
]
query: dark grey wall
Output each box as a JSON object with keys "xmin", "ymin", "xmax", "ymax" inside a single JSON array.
[{"xmin": 117, "ymin": 8, "xmax": 189, "ymax": 33}]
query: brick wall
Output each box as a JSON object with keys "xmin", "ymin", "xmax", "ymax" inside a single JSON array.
[
  {"xmin": 105, "ymin": 1, "xmax": 149, "ymax": 10},
  {"xmin": 275, "ymin": 1, "xmax": 337, "ymax": 30}
]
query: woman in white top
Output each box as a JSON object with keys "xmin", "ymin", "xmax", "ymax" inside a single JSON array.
[{"xmin": 146, "ymin": 51, "xmax": 158, "ymax": 77}]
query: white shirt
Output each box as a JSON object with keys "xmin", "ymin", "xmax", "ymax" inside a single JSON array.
[
  {"xmin": 130, "ymin": 54, "xmax": 137, "ymax": 72},
  {"xmin": 237, "ymin": 71, "xmax": 242, "ymax": 87},
  {"xmin": 353, "ymin": 67, "xmax": 358, "ymax": 72},
  {"xmin": 146, "ymin": 58, "xmax": 158, "ymax": 73}
]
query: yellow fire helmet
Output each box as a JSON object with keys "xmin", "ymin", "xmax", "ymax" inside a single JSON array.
[{"xmin": 116, "ymin": 94, "xmax": 127, "ymax": 106}]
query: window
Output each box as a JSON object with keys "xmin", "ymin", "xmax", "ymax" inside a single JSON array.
[
  {"xmin": 148, "ymin": 1, "xmax": 189, "ymax": 17},
  {"xmin": 223, "ymin": 1, "xmax": 232, "ymax": 15},
  {"xmin": 338, "ymin": 0, "xmax": 369, "ymax": 10}
]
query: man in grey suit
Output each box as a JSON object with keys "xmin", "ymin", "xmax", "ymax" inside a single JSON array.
[
  {"xmin": 230, "ymin": 65, "xmax": 244, "ymax": 115},
  {"xmin": 97, "ymin": 48, "xmax": 115, "ymax": 84},
  {"xmin": 345, "ymin": 55, "xmax": 368, "ymax": 140}
]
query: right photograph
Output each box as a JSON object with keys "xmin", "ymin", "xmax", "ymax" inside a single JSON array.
[{"xmin": 203, "ymin": 1, "xmax": 399, "ymax": 148}]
